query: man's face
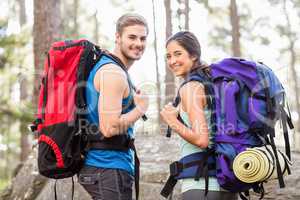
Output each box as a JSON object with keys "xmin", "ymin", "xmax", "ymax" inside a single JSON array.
[{"xmin": 116, "ymin": 25, "xmax": 148, "ymax": 61}]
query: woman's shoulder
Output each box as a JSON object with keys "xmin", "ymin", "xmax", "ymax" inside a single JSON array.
[
  {"xmin": 179, "ymin": 81, "xmax": 206, "ymax": 108},
  {"xmin": 179, "ymin": 81, "xmax": 205, "ymax": 96},
  {"xmin": 179, "ymin": 81, "xmax": 206, "ymax": 111}
]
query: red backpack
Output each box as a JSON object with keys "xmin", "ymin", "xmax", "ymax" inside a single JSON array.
[
  {"xmin": 30, "ymin": 39, "xmax": 144, "ymax": 199},
  {"xmin": 30, "ymin": 39, "xmax": 101, "ymax": 179}
]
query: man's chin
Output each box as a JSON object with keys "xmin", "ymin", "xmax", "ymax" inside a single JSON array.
[{"xmin": 129, "ymin": 54, "xmax": 142, "ymax": 61}]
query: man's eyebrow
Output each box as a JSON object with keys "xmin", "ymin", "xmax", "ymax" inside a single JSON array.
[{"xmin": 128, "ymin": 34, "xmax": 137, "ymax": 37}]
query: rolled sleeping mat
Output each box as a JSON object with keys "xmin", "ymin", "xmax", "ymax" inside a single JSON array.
[{"xmin": 233, "ymin": 145, "xmax": 292, "ymax": 183}]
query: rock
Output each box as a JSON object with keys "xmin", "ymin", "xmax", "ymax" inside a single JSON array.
[
  {"xmin": 35, "ymin": 178, "xmax": 90, "ymax": 200},
  {"xmin": 0, "ymin": 149, "xmax": 47, "ymax": 200},
  {"xmin": 137, "ymin": 134, "xmax": 182, "ymax": 199},
  {"xmin": 2, "ymin": 133, "xmax": 300, "ymax": 200}
]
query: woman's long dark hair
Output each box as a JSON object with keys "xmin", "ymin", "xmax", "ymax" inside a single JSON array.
[
  {"xmin": 166, "ymin": 31, "xmax": 210, "ymax": 76},
  {"xmin": 166, "ymin": 32, "xmax": 216, "ymax": 134}
]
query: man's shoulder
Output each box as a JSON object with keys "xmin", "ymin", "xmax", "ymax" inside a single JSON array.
[
  {"xmin": 98, "ymin": 62, "xmax": 125, "ymax": 73},
  {"xmin": 97, "ymin": 63, "xmax": 127, "ymax": 82},
  {"xmin": 93, "ymin": 55, "xmax": 128, "ymax": 91},
  {"xmin": 94, "ymin": 54, "xmax": 124, "ymax": 73},
  {"xmin": 94, "ymin": 62, "xmax": 127, "ymax": 87}
]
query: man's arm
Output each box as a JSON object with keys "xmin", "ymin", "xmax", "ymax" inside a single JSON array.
[{"xmin": 94, "ymin": 64, "xmax": 147, "ymax": 138}]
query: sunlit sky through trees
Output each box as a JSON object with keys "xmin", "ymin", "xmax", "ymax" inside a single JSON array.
[{"xmin": 2, "ymin": 0, "xmax": 299, "ymax": 120}]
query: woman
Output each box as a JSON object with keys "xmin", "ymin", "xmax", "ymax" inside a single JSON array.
[{"xmin": 160, "ymin": 31, "xmax": 237, "ymax": 200}]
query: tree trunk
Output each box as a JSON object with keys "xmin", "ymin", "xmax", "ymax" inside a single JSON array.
[
  {"xmin": 152, "ymin": 0, "xmax": 162, "ymax": 123},
  {"xmin": 5, "ymin": 118, "xmax": 11, "ymax": 181},
  {"xmin": 33, "ymin": 0, "xmax": 61, "ymax": 104},
  {"xmin": 229, "ymin": 0, "xmax": 241, "ymax": 57},
  {"xmin": 184, "ymin": 0, "xmax": 189, "ymax": 30},
  {"xmin": 164, "ymin": 0, "xmax": 175, "ymax": 105},
  {"xmin": 17, "ymin": 0, "xmax": 26, "ymax": 26},
  {"xmin": 165, "ymin": 0, "xmax": 172, "ymax": 40},
  {"xmin": 17, "ymin": 0, "xmax": 30, "ymax": 162},
  {"xmin": 93, "ymin": 11, "xmax": 99, "ymax": 43},
  {"xmin": 2, "ymin": 0, "xmax": 63, "ymax": 198},
  {"xmin": 283, "ymin": 0, "xmax": 300, "ymax": 150},
  {"xmin": 73, "ymin": 0, "xmax": 79, "ymax": 38},
  {"xmin": 289, "ymin": 41, "xmax": 300, "ymax": 150},
  {"xmin": 20, "ymin": 78, "xmax": 30, "ymax": 162}
]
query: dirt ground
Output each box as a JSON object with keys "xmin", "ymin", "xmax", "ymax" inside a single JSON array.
[{"xmin": 136, "ymin": 134, "xmax": 300, "ymax": 200}]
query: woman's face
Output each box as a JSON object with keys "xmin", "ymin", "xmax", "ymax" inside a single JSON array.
[{"xmin": 166, "ymin": 40, "xmax": 196, "ymax": 77}]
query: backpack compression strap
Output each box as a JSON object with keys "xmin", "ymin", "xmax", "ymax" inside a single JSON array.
[{"xmin": 261, "ymin": 74, "xmax": 294, "ymax": 189}]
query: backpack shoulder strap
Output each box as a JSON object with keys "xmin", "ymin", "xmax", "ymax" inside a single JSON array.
[
  {"xmin": 104, "ymin": 52, "xmax": 147, "ymax": 121},
  {"xmin": 166, "ymin": 68, "xmax": 216, "ymax": 137},
  {"xmin": 173, "ymin": 69, "xmax": 213, "ymax": 107}
]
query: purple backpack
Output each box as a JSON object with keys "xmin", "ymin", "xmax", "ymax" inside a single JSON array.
[
  {"xmin": 162, "ymin": 58, "xmax": 293, "ymax": 199},
  {"xmin": 211, "ymin": 58, "xmax": 293, "ymax": 197}
]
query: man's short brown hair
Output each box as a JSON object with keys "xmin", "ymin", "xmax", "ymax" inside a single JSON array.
[{"xmin": 116, "ymin": 13, "xmax": 149, "ymax": 35}]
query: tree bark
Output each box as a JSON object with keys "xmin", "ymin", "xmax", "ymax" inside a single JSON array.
[
  {"xmin": 19, "ymin": 66, "xmax": 30, "ymax": 162},
  {"xmin": 17, "ymin": 0, "xmax": 30, "ymax": 162},
  {"xmin": 164, "ymin": 0, "xmax": 175, "ymax": 105},
  {"xmin": 2, "ymin": 0, "xmax": 64, "ymax": 197},
  {"xmin": 229, "ymin": 0, "xmax": 241, "ymax": 57},
  {"xmin": 184, "ymin": 0, "xmax": 189, "ymax": 30},
  {"xmin": 33, "ymin": 0, "xmax": 61, "ymax": 104},
  {"xmin": 283, "ymin": 0, "xmax": 300, "ymax": 150},
  {"xmin": 93, "ymin": 11, "xmax": 99, "ymax": 43},
  {"xmin": 73, "ymin": 0, "xmax": 79, "ymax": 38},
  {"xmin": 17, "ymin": 0, "xmax": 26, "ymax": 26},
  {"xmin": 19, "ymin": 31, "xmax": 30, "ymax": 162},
  {"xmin": 152, "ymin": 0, "xmax": 162, "ymax": 123}
]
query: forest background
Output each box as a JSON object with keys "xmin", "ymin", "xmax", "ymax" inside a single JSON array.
[{"xmin": 0, "ymin": 0, "xmax": 299, "ymax": 197}]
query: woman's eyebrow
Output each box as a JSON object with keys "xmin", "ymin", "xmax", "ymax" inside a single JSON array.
[{"xmin": 174, "ymin": 50, "xmax": 182, "ymax": 54}]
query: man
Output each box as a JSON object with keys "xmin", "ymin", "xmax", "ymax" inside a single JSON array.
[{"xmin": 78, "ymin": 13, "xmax": 149, "ymax": 200}]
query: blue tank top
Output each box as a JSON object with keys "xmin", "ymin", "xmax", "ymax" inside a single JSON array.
[{"xmin": 84, "ymin": 55, "xmax": 135, "ymax": 175}]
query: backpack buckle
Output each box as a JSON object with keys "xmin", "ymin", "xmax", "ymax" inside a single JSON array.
[
  {"xmin": 28, "ymin": 124, "xmax": 37, "ymax": 132},
  {"xmin": 170, "ymin": 161, "xmax": 183, "ymax": 177},
  {"xmin": 28, "ymin": 118, "xmax": 43, "ymax": 133}
]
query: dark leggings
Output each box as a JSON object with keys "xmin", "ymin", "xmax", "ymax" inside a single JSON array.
[{"xmin": 182, "ymin": 189, "xmax": 238, "ymax": 200}]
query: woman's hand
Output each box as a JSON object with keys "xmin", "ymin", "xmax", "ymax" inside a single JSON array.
[
  {"xmin": 133, "ymin": 89, "xmax": 149, "ymax": 114},
  {"xmin": 160, "ymin": 103, "xmax": 179, "ymax": 126}
]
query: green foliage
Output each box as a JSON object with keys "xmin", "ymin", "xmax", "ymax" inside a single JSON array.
[
  {"xmin": 199, "ymin": 1, "xmax": 281, "ymax": 56},
  {"xmin": 0, "ymin": 18, "xmax": 29, "ymax": 70},
  {"xmin": 0, "ymin": 178, "xmax": 9, "ymax": 191},
  {"xmin": 61, "ymin": 0, "xmax": 80, "ymax": 38},
  {"xmin": 209, "ymin": 27, "xmax": 231, "ymax": 54},
  {"xmin": 0, "ymin": 14, "xmax": 33, "ymax": 191},
  {"xmin": 194, "ymin": 0, "xmax": 214, "ymax": 13},
  {"xmin": 0, "ymin": 35, "xmax": 27, "ymax": 67}
]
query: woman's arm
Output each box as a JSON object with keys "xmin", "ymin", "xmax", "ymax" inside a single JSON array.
[{"xmin": 161, "ymin": 81, "xmax": 209, "ymax": 148}]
